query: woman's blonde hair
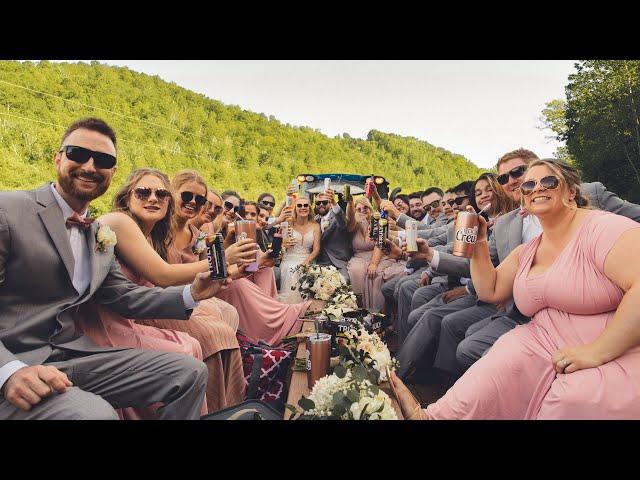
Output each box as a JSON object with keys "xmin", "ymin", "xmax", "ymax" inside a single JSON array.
[
  {"xmin": 354, "ymin": 196, "xmax": 374, "ymax": 212},
  {"xmin": 293, "ymin": 195, "xmax": 314, "ymax": 222},
  {"xmin": 113, "ymin": 168, "xmax": 176, "ymax": 261},
  {"xmin": 171, "ymin": 169, "xmax": 208, "ymax": 198},
  {"xmin": 526, "ymin": 159, "xmax": 591, "ymax": 210}
]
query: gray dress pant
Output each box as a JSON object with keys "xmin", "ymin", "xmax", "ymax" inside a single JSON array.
[
  {"xmin": 433, "ymin": 300, "xmax": 498, "ymax": 376},
  {"xmin": 382, "ymin": 269, "xmax": 424, "ymax": 322},
  {"xmin": 456, "ymin": 313, "xmax": 521, "ymax": 372},
  {"xmin": 0, "ymin": 348, "xmax": 208, "ymax": 420},
  {"xmin": 395, "ymin": 289, "xmax": 457, "ymax": 379},
  {"xmin": 400, "ymin": 283, "xmax": 449, "ymax": 344}
]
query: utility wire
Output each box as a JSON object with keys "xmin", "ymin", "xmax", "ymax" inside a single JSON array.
[
  {"xmin": 0, "ymin": 78, "xmax": 207, "ymax": 139},
  {"xmin": 0, "ymin": 111, "xmax": 220, "ymax": 163}
]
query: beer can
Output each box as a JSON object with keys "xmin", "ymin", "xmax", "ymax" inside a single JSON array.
[
  {"xmin": 324, "ymin": 178, "xmax": 331, "ymax": 192},
  {"xmin": 405, "ymin": 220, "xmax": 418, "ymax": 252},
  {"xmin": 452, "ymin": 211, "xmax": 479, "ymax": 258},
  {"xmin": 206, "ymin": 233, "xmax": 228, "ymax": 280},
  {"xmin": 306, "ymin": 333, "xmax": 331, "ymax": 389},
  {"xmin": 365, "ymin": 178, "xmax": 375, "ymax": 198},
  {"xmin": 369, "ymin": 211, "xmax": 380, "ymax": 240},
  {"xmin": 235, "ymin": 220, "xmax": 258, "ymax": 271},
  {"xmin": 343, "ymin": 184, "xmax": 351, "ymax": 201},
  {"xmin": 377, "ymin": 211, "xmax": 388, "ymax": 249}
]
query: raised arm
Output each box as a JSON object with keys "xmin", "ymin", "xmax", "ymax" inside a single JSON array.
[
  {"xmin": 346, "ymin": 196, "xmax": 357, "ymax": 233},
  {"xmin": 469, "ymin": 236, "xmax": 521, "ymax": 304},
  {"xmin": 98, "ymin": 212, "xmax": 207, "ymax": 288}
]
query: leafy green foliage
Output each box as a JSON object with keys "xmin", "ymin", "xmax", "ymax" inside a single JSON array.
[
  {"xmin": 542, "ymin": 61, "xmax": 640, "ymax": 202},
  {"xmin": 0, "ymin": 60, "xmax": 481, "ymax": 214}
]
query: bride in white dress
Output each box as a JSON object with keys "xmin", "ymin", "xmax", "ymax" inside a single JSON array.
[{"xmin": 278, "ymin": 195, "xmax": 321, "ymax": 304}]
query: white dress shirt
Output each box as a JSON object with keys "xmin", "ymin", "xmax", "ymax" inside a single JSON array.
[
  {"xmin": 0, "ymin": 185, "xmax": 198, "ymax": 392},
  {"xmin": 522, "ymin": 213, "xmax": 543, "ymax": 244}
]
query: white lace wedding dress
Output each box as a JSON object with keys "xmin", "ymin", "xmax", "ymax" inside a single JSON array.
[{"xmin": 278, "ymin": 228, "xmax": 314, "ymax": 304}]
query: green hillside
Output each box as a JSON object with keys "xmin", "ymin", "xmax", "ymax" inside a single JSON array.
[{"xmin": 0, "ymin": 60, "xmax": 482, "ymax": 214}]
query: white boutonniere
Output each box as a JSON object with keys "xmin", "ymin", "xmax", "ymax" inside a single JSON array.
[
  {"xmin": 192, "ymin": 231, "xmax": 208, "ymax": 255},
  {"xmin": 96, "ymin": 225, "xmax": 117, "ymax": 252},
  {"xmin": 321, "ymin": 219, "xmax": 330, "ymax": 231}
]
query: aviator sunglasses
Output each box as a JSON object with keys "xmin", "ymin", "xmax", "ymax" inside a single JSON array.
[
  {"xmin": 519, "ymin": 175, "xmax": 560, "ymax": 196},
  {"xmin": 496, "ymin": 165, "xmax": 527, "ymax": 185},
  {"xmin": 260, "ymin": 200, "xmax": 276, "ymax": 207},
  {"xmin": 316, "ymin": 200, "xmax": 330, "ymax": 206},
  {"xmin": 133, "ymin": 187, "xmax": 172, "ymax": 202},
  {"xmin": 180, "ymin": 191, "xmax": 207, "ymax": 207},
  {"xmin": 60, "ymin": 145, "xmax": 117, "ymax": 169}
]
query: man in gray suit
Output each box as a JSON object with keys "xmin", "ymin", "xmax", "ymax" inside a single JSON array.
[
  {"xmin": 314, "ymin": 188, "xmax": 353, "ymax": 281},
  {"xmin": 381, "ymin": 181, "xmax": 472, "ymax": 346},
  {"xmin": 0, "ymin": 118, "xmax": 226, "ymax": 420},
  {"xmin": 413, "ymin": 149, "xmax": 640, "ymax": 378}
]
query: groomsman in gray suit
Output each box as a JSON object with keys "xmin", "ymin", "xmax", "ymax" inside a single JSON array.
[
  {"xmin": 413, "ymin": 149, "xmax": 640, "ymax": 377},
  {"xmin": 0, "ymin": 118, "xmax": 226, "ymax": 420},
  {"xmin": 314, "ymin": 187, "xmax": 353, "ymax": 281}
]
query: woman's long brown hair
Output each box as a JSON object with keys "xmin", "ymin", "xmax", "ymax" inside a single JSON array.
[{"xmin": 113, "ymin": 168, "xmax": 176, "ymax": 261}]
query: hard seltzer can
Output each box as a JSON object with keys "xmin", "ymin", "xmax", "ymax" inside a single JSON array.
[
  {"xmin": 452, "ymin": 211, "xmax": 479, "ymax": 258},
  {"xmin": 405, "ymin": 220, "xmax": 418, "ymax": 252}
]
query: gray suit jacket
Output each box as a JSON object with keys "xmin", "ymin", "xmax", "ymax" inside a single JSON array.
[
  {"xmin": 315, "ymin": 206, "xmax": 353, "ymax": 270},
  {"xmin": 0, "ymin": 184, "xmax": 190, "ymax": 369},
  {"xmin": 433, "ymin": 181, "xmax": 640, "ymax": 321}
]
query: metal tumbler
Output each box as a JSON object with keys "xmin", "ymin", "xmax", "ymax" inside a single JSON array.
[{"xmin": 306, "ymin": 333, "xmax": 331, "ymax": 389}]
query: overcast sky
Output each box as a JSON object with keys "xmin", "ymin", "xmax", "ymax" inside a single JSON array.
[{"xmin": 97, "ymin": 60, "xmax": 576, "ymax": 169}]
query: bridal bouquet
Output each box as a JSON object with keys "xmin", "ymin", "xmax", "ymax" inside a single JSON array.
[
  {"xmin": 295, "ymin": 264, "xmax": 351, "ymax": 301},
  {"xmin": 292, "ymin": 368, "xmax": 398, "ymax": 420},
  {"xmin": 339, "ymin": 327, "xmax": 399, "ymax": 383}
]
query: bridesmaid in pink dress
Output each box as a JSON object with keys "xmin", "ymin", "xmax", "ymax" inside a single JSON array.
[
  {"xmin": 391, "ymin": 160, "xmax": 640, "ymax": 419},
  {"xmin": 346, "ymin": 196, "xmax": 405, "ymax": 312}
]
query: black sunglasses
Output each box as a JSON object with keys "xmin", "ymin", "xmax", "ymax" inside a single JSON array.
[
  {"xmin": 260, "ymin": 200, "xmax": 275, "ymax": 207},
  {"xmin": 224, "ymin": 200, "xmax": 239, "ymax": 212},
  {"xmin": 316, "ymin": 200, "xmax": 330, "ymax": 206},
  {"xmin": 454, "ymin": 195, "xmax": 469, "ymax": 206},
  {"xmin": 180, "ymin": 191, "xmax": 207, "ymax": 207},
  {"xmin": 520, "ymin": 175, "xmax": 560, "ymax": 196},
  {"xmin": 497, "ymin": 165, "xmax": 527, "ymax": 185},
  {"xmin": 423, "ymin": 200, "xmax": 441, "ymax": 210},
  {"xmin": 212, "ymin": 205, "xmax": 223, "ymax": 214},
  {"xmin": 446, "ymin": 199, "xmax": 456, "ymax": 207},
  {"xmin": 133, "ymin": 187, "xmax": 172, "ymax": 202},
  {"xmin": 296, "ymin": 203, "xmax": 310, "ymax": 208},
  {"xmin": 60, "ymin": 145, "xmax": 117, "ymax": 170}
]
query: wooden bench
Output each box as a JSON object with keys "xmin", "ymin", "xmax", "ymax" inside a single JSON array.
[{"xmin": 284, "ymin": 319, "xmax": 403, "ymax": 420}]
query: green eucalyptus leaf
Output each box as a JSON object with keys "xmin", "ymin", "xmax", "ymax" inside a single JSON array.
[{"xmin": 298, "ymin": 397, "xmax": 315, "ymax": 411}]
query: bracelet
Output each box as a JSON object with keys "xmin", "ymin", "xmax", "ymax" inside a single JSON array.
[
  {"xmin": 407, "ymin": 404, "xmax": 424, "ymax": 420},
  {"xmin": 476, "ymin": 239, "xmax": 488, "ymax": 244}
]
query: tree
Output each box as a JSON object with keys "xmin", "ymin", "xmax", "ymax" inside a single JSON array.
[{"xmin": 542, "ymin": 61, "xmax": 640, "ymax": 202}]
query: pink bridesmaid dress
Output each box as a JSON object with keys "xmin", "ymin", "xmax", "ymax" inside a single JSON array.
[
  {"xmin": 426, "ymin": 210, "xmax": 640, "ymax": 419},
  {"xmin": 347, "ymin": 221, "xmax": 406, "ymax": 312},
  {"xmin": 75, "ymin": 261, "xmax": 207, "ymax": 420}
]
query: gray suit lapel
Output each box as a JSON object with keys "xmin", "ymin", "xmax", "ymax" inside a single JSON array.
[
  {"xmin": 87, "ymin": 221, "xmax": 111, "ymax": 297},
  {"xmin": 36, "ymin": 185, "xmax": 75, "ymax": 281},
  {"xmin": 508, "ymin": 212, "xmax": 524, "ymax": 253}
]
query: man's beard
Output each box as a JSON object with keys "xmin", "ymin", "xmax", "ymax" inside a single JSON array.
[
  {"xmin": 57, "ymin": 170, "xmax": 109, "ymax": 202},
  {"xmin": 411, "ymin": 210, "xmax": 426, "ymax": 221}
]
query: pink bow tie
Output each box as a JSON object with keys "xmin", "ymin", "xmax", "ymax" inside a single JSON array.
[{"xmin": 65, "ymin": 212, "xmax": 95, "ymax": 230}]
